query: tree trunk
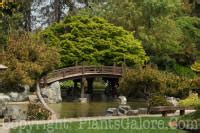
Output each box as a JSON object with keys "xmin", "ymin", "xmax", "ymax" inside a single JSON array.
[
  {"xmin": 36, "ymin": 80, "xmax": 57, "ymax": 120},
  {"xmin": 54, "ymin": 0, "xmax": 62, "ymax": 22}
]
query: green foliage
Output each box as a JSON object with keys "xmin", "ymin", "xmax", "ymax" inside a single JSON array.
[
  {"xmin": 41, "ymin": 16, "xmax": 148, "ymax": 67},
  {"xmin": 93, "ymin": 81, "xmax": 106, "ymax": 90},
  {"xmin": 0, "ymin": 2, "xmax": 28, "ymax": 51},
  {"xmin": 191, "ymin": 61, "xmax": 200, "ymax": 72},
  {"xmin": 27, "ymin": 104, "xmax": 50, "ymax": 120},
  {"xmin": 60, "ymin": 81, "xmax": 74, "ymax": 89},
  {"xmin": 149, "ymin": 94, "xmax": 172, "ymax": 107},
  {"xmin": 119, "ymin": 65, "xmax": 191, "ymax": 99},
  {"xmin": 167, "ymin": 64, "xmax": 197, "ymax": 78},
  {"xmin": 149, "ymin": 94, "xmax": 175, "ymax": 114},
  {"xmin": 78, "ymin": 0, "xmax": 200, "ymax": 77},
  {"xmin": 1, "ymin": 32, "xmax": 60, "ymax": 92},
  {"xmin": 179, "ymin": 93, "xmax": 200, "ymax": 108},
  {"xmin": 191, "ymin": 78, "xmax": 200, "ymax": 95}
]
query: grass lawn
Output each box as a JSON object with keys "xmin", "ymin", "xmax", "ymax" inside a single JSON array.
[{"xmin": 11, "ymin": 117, "xmax": 188, "ymax": 133}]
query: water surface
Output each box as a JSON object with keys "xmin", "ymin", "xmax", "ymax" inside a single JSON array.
[{"xmin": 49, "ymin": 101, "xmax": 147, "ymax": 119}]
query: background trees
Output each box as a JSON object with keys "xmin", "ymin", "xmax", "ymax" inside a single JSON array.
[
  {"xmin": 1, "ymin": 32, "xmax": 60, "ymax": 92},
  {"xmin": 192, "ymin": 61, "xmax": 200, "ymax": 72},
  {"xmin": 0, "ymin": 0, "xmax": 199, "ymax": 97},
  {"xmin": 41, "ymin": 16, "xmax": 148, "ymax": 67},
  {"xmin": 119, "ymin": 66, "xmax": 191, "ymax": 99},
  {"xmin": 78, "ymin": 0, "xmax": 200, "ymax": 78}
]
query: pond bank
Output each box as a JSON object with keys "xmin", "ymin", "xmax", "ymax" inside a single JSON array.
[
  {"xmin": 7, "ymin": 102, "xmax": 29, "ymax": 105},
  {"xmin": 1, "ymin": 110, "xmax": 195, "ymax": 133}
]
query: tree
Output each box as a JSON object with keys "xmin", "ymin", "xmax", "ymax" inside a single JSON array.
[
  {"xmin": 1, "ymin": 32, "xmax": 60, "ymax": 92},
  {"xmin": 0, "ymin": 1, "xmax": 34, "ymax": 52},
  {"xmin": 119, "ymin": 66, "xmax": 191, "ymax": 99},
  {"xmin": 0, "ymin": 2, "xmax": 24, "ymax": 52},
  {"xmin": 78, "ymin": 0, "xmax": 200, "ymax": 77},
  {"xmin": 41, "ymin": 16, "xmax": 148, "ymax": 67}
]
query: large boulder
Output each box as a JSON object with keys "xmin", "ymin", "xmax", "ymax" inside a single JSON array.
[
  {"xmin": 0, "ymin": 93, "xmax": 10, "ymax": 102},
  {"xmin": 106, "ymin": 108, "xmax": 118, "ymax": 116},
  {"xmin": 166, "ymin": 97, "xmax": 179, "ymax": 106},
  {"xmin": 41, "ymin": 81, "xmax": 62, "ymax": 104},
  {"xmin": 118, "ymin": 96, "xmax": 127, "ymax": 105},
  {"xmin": 118, "ymin": 105, "xmax": 131, "ymax": 115},
  {"xmin": 127, "ymin": 110, "xmax": 139, "ymax": 116},
  {"xmin": 0, "ymin": 94, "xmax": 10, "ymax": 118},
  {"xmin": 8, "ymin": 85, "xmax": 30, "ymax": 102},
  {"xmin": 4, "ymin": 105, "xmax": 27, "ymax": 122}
]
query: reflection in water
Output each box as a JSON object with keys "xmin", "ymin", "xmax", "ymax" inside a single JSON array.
[{"xmin": 49, "ymin": 101, "xmax": 147, "ymax": 119}]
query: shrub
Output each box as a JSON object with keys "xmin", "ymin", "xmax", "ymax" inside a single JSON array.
[
  {"xmin": 167, "ymin": 64, "xmax": 197, "ymax": 78},
  {"xmin": 119, "ymin": 65, "xmax": 191, "ymax": 99},
  {"xmin": 149, "ymin": 94, "xmax": 172, "ymax": 107},
  {"xmin": 1, "ymin": 32, "xmax": 60, "ymax": 92},
  {"xmin": 60, "ymin": 81, "xmax": 74, "ymax": 90},
  {"xmin": 178, "ymin": 93, "xmax": 200, "ymax": 108},
  {"xmin": 27, "ymin": 104, "xmax": 51, "ymax": 120},
  {"xmin": 149, "ymin": 94, "xmax": 175, "ymax": 114},
  {"xmin": 192, "ymin": 78, "xmax": 200, "ymax": 95}
]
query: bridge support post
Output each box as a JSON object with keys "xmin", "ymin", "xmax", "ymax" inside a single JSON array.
[
  {"xmin": 113, "ymin": 63, "xmax": 116, "ymax": 74},
  {"xmin": 73, "ymin": 79, "xmax": 79, "ymax": 97},
  {"xmin": 86, "ymin": 78, "xmax": 94, "ymax": 99},
  {"xmin": 81, "ymin": 78, "xmax": 84, "ymax": 98},
  {"xmin": 79, "ymin": 78, "xmax": 88, "ymax": 103},
  {"xmin": 180, "ymin": 110, "xmax": 185, "ymax": 116},
  {"xmin": 122, "ymin": 63, "xmax": 126, "ymax": 75}
]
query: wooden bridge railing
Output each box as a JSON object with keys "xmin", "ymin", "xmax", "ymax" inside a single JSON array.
[{"xmin": 41, "ymin": 65, "xmax": 124, "ymax": 84}]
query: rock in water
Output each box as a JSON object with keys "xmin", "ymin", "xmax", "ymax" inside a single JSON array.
[
  {"xmin": 118, "ymin": 96, "xmax": 127, "ymax": 105},
  {"xmin": 127, "ymin": 110, "xmax": 139, "ymax": 116},
  {"xmin": 118, "ymin": 105, "xmax": 131, "ymax": 115},
  {"xmin": 106, "ymin": 108, "xmax": 118, "ymax": 116},
  {"xmin": 41, "ymin": 81, "xmax": 62, "ymax": 104}
]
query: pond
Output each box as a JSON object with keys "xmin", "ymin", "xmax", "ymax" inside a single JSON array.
[{"xmin": 49, "ymin": 101, "xmax": 147, "ymax": 119}]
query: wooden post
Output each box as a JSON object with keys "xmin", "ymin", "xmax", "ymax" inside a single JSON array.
[
  {"xmin": 82, "ymin": 62, "xmax": 84, "ymax": 74},
  {"xmin": 162, "ymin": 111, "xmax": 167, "ymax": 117},
  {"xmin": 86, "ymin": 78, "xmax": 94, "ymax": 97},
  {"xmin": 122, "ymin": 63, "xmax": 126, "ymax": 75},
  {"xmin": 180, "ymin": 110, "xmax": 185, "ymax": 116},
  {"xmin": 81, "ymin": 78, "xmax": 84, "ymax": 98},
  {"xmin": 62, "ymin": 71, "xmax": 65, "ymax": 78},
  {"xmin": 75, "ymin": 61, "xmax": 78, "ymax": 73},
  {"xmin": 113, "ymin": 63, "xmax": 116, "ymax": 74},
  {"xmin": 73, "ymin": 80, "xmax": 78, "ymax": 97},
  {"xmin": 95, "ymin": 65, "xmax": 96, "ymax": 73}
]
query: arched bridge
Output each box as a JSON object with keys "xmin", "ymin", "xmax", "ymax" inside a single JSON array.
[{"xmin": 40, "ymin": 65, "xmax": 125, "ymax": 85}]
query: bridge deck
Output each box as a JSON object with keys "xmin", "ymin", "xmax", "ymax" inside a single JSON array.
[{"xmin": 41, "ymin": 65, "xmax": 124, "ymax": 84}]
